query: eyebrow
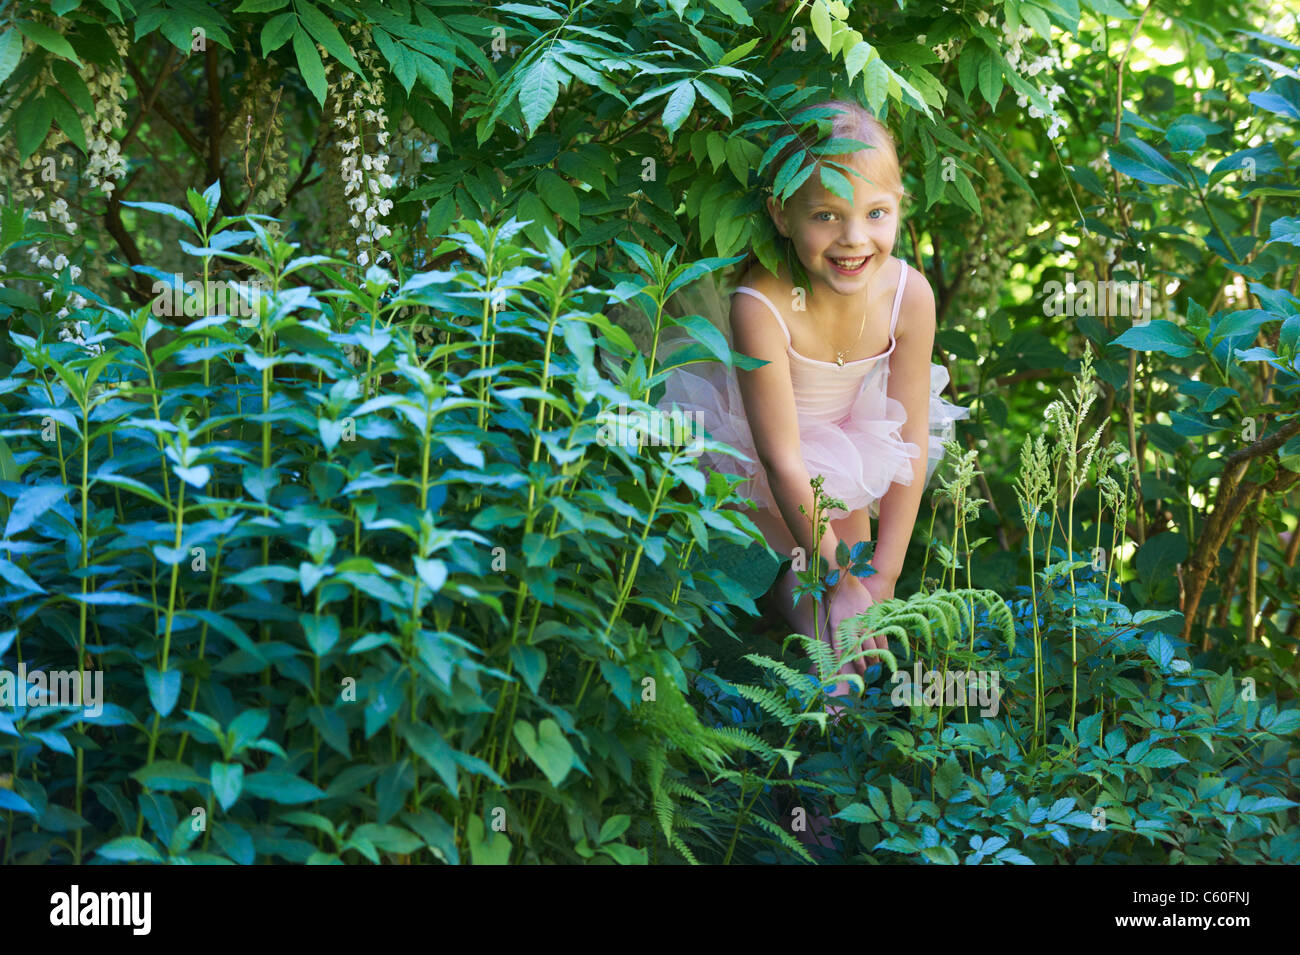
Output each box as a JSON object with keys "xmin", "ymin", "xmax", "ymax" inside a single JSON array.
[{"xmin": 807, "ymin": 195, "xmax": 896, "ymax": 208}]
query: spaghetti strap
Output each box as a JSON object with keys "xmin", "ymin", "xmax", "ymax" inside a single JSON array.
[
  {"xmin": 889, "ymin": 258, "xmax": 908, "ymax": 338},
  {"xmin": 737, "ymin": 261, "xmax": 907, "ymax": 345},
  {"xmin": 732, "ymin": 286, "xmax": 792, "ymax": 348}
]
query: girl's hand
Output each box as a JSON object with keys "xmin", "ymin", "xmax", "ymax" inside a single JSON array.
[
  {"xmin": 824, "ymin": 577, "xmax": 881, "ymax": 694},
  {"xmin": 861, "ymin": 573, "xmax": 895, "ymax": 607}
]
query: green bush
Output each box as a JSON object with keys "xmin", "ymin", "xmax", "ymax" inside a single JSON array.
[{"xmin": 1, "ymin": 0, "xmax": 1297, "ymax": 864}]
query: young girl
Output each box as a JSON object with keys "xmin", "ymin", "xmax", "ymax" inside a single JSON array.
[{"xmin": 659, "ymin": 100, "xmax": 969, "ymax": 700}]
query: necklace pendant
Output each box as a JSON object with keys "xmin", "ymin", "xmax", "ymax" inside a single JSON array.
[{"xmin": 835, "ymin": 354, "xmax": 845, "ymax": 367}]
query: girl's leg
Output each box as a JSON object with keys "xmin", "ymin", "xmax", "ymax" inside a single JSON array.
[{"xmin": 754, "ymin": 505, "xmax": 877, "ymax": 701}]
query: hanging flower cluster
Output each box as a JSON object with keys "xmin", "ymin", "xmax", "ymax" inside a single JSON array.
[
  {"xmin": 324, "ymin": 26, "xmax": 396, "ymax": 269},
  {"xmin": 236, "ymin": 58, "xmax": 291, "ymax": 230},
  {"xmin": 1002, "ymin": 20, "xmax": 1068, "ymax": 139},
  {"xmin": 82, "ymin": 28, "xmax": 131, "ymax": 196},
  {"xmin": 953, "ymin": 156, "xmax": 1035, "ymax": 318}
]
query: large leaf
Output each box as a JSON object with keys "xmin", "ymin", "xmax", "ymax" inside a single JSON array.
[
  {"xmin": 512, "ymin": 718, "xmax": 575, "ymax": 787},
  {"xmin": 1110, "ymin": 320, "xmax": 1199, "ymax": 357},
  {"xmin": 519, "ymin": 55, "xmax": 559, "ymax": 136},
  {"xmin": 240, "ymin": 771, "xmax": 327, "ymax": 804},
  {"xmin": 292, "ymin": 27, "xmax": 327, "ymax": 106}
]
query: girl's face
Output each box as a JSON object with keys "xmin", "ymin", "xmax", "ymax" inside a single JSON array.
[{"xmin": 767, "ymin": 153, "xmax": 901, "ymax": 301}]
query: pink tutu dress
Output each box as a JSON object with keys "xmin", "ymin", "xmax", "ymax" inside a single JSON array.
[{"xmin": 657, "ymin": 258, "xmax": 970, "ymax": 522}]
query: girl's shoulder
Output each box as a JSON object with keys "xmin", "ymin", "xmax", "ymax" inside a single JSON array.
[{"xmin": 733, "ymin": 262, "xmax": 793, "ymax": 303}]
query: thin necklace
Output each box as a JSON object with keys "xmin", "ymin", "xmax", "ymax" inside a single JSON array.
[{"xmin": 833, "ymin": 293, "xmax": 870, "ymax": 367}]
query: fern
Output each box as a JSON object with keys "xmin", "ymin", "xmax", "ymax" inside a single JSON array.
[
  {"xmin": 670, "ymin": 832, "xmax": 700, "ymax": 865},
  {"xmin": 741, "ymin": 653, "xmax": 820, "ymax": 698},
  {"xmin": 731, "ymin": 683, "xmax": 799, "ymax": 726},
  {"xmin": 750, "ymin": 811, "xmax": 817, "ymax": 863}
]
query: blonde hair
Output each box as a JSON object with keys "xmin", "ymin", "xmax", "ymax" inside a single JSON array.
[{"xmin": 730, "ymin": 99, "xmax": 909, "ymax": 287}]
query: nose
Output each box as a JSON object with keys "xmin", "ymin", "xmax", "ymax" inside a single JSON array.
[{"xmin": 839, "ymin": 218, "xmax": 874, "ymax": 252}]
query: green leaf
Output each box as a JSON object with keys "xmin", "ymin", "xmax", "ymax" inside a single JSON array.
[
  {"xmin": 143, "ymin": 666, "xmax": 182, "ymax": 717},
  {"xmin": 466, "ymin": 813, "xmax": 511, "ymax": 865},
  {"xmin": 292, "ymin": 28, "xmax": 327, "ymax": 106},
  {"xmin": 662, "ymin": 80, "xmax": 696, "ymax": 138},
  {"xmin": 509, "ymin": 645, "xmax": 548, "ymax": 694},
  {"xmin": 597, "ymin": 814, "xmax": 631, "ymax": 844},
  {"xmin": 1138, "ymin": 748, "xmax": 1189, "ymax": 768},
  {"xmin": 44, "ymin": 88, "xmax": 86, "ymax": 154},
  {"xmin": 400, "ymin": 723, "xmax": 459, "ymax": 795},
  {"xmin": 96, "ymin": 837, "xmax": 164, "ymax": 863},
  {"xmin": 1110, "ymin": 320, "xmax": 1199, "ymax": 357},
  {"xmin": 1019, "ymin": 1, "xmax": 1051, "ymax": 39},
  {"xmin": 668, "ymin": 311, "xmax": 731, "ymax": 364},
  {"xmin": 599, "ymin": 842, "xmax": 647, "ymax": 864},
  {"xmin": 977, "ymin": 50, "xmax": 1002, "ymax": 107},
  {"xmin": 863, "ymin": 56, "xmax": 889, "ymax": 114},
  {"xmin": 810, "ymin": 0, "xmax": 832, "ymax": 50},
  {"xmin": 1110, "ymin": 137, "xmax": 1186, "ymax": 188},
  {"xmin": 1265, "ymin": 216, "xmax": 1300, "ymax": 248},
  {"xmin": 866, "ymin": 784, "xmax": 890, "ymax": 820},
  {"xmin": 300, "ymin": 612, "xmax": 340, "ymax": 656},
  {"xmin": 512, "ymin": 718, "xmax": 575, "ymax": 788},
  {"xmin": 120, "ymin": 200, "xmax": 198, "ymax": 232},
  {"xmin": 15, "ymin": 94, "xmax": 53, "ymax": 164},
  {"xmin": 132, "ymin": 761, "xmax": 208, "ymax": 794},
  {"xmin": 16, "ymin": 20, "xmax": 83, "ymax": 67},
  {"xmin": 0, "ymin": 30, "xmax": 24, "ymax": 87},
  {"xmin": 5, "ymin": 484, "xmax": 68, "ymax": 538},
  {"xmin": 240, "ymin": 770, "xmax": 327, "ymax": 804},
  {"xmin": 890, "ymin": 776, "xmax": 913, "ymax": 820},
  {"xmin": 261, "ymin": 12, "xmax": 297, "ymax": 56},
  {"xmin": 210, "ymin": 762, "xmax": 244, "ymax": 811},
  {"xmin": 519, "ymin": 55, "xmax": 559, "ymax": 136},
  {"xmin": 933, "ymin": 756, "xmax": 964, "ymax": 800},
  {"xmin": 833, "ymin": 802, "xmax": 878, "ymax": 823},
  {"xmin": 296, "ymin": 2, "xmax": 361, "ymax": 74}
]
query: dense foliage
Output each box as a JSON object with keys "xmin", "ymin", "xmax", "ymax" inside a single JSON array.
[{"xmin": 0, "ymin": 0, "xmax": 1296, "ymax": 864}]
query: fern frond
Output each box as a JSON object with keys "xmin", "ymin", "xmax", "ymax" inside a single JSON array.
[
  {"xmin": 731, "ymin": 683, "xmax": 798, "ymax": 726},
  {"xmin": 741, "ymin": 653, "xmax": 820, "ymax": 697},
  {"xmin": 670, "ymin": 832, "xmax": 701, "ymax": 865},
  {"xmin": 663, "ymin": 778, "xmax": 714, "ymax": 810},
  {"xmin": 750, "ymin": 811, "xmax": 817, "ymax": 863},
  {"xmin": 654, "ymin": 793, "xmax": 675, "ymax": 843},
  {"xmin": 781, "ymin": 630, "xmax": 839, "ymax": 684},
  {"xmin": 709, "ymin": 725, "xmax": 779, "ymax": 762}
]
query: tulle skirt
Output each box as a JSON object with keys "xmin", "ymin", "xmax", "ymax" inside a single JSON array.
[{"xmin": 658, "ymin": 359, "xmax": 970, "ymax": 521}]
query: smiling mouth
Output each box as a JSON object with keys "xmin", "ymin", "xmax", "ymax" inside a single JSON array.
[{"xmin": 828, "ymin": 255, "xmax": 872, "ymax": 272}]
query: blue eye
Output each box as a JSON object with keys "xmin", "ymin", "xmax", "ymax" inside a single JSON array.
[{"xmin": 816, "ymin": 209, "xmax": 887, "ymax": 221}]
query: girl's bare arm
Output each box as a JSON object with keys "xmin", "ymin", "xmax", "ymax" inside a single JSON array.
[
  {"xmin": 730, "ymin": 292, "xmax": 850, "ymax": 576},
  {"xmin": 871, "ymin": 264, "xmax": 937, "ymax": 584}
]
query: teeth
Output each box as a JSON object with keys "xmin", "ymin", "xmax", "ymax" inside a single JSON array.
[{"xmin": 831, "ymin": 257, "xmax": 867, "ymax": 268}]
